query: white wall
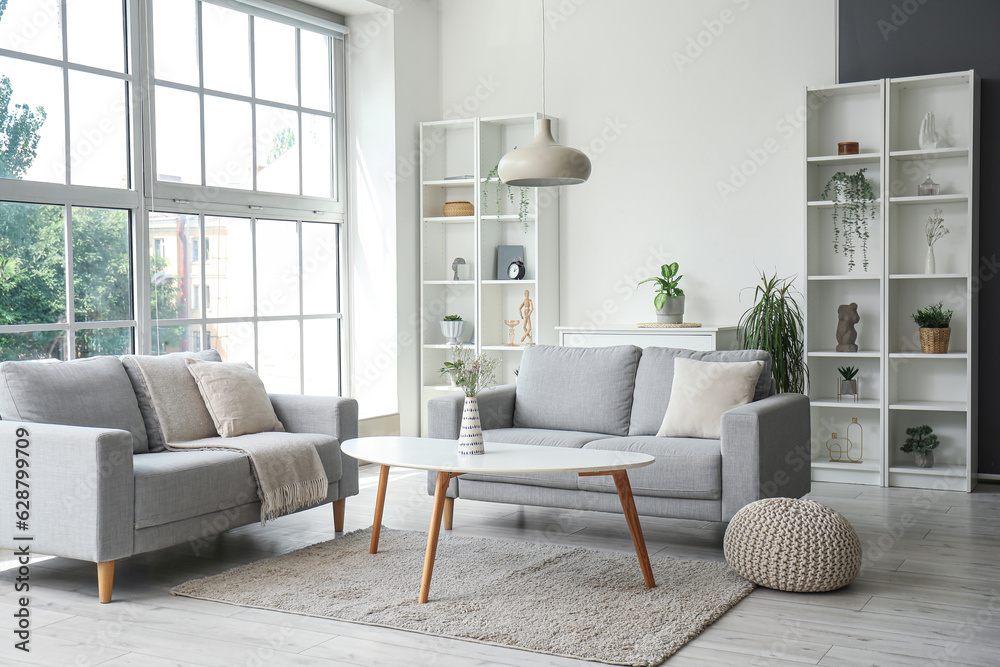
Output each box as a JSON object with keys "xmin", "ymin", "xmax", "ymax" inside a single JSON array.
[
  {"xmin": 438, "ymin": 0, "xmax": 837, "ymax": 329},
  {"xmin": 346, "ymin": 0, "xmax": 439, "ymax": 432}
]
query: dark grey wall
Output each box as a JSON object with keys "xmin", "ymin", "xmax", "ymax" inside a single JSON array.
[{"xmin": 839, "ymin": 0, "xmax": 1000, "ymax": 474}]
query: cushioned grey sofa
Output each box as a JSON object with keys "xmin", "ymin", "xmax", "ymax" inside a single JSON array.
[
  {"xmin": 0, "ymin": 351, "xmax": 358, "ymax": 603},
  {"xmin": 427, "ymin": 345, "xmax": 809, "ymax": 525}
]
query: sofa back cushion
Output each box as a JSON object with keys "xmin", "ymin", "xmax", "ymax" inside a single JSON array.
[
  {"xmin": 0, "ymin": 356, "xmax": 150, "ymax": 453},
  {"xmin": 629, "ymin": 347, "xmax": 773, "ymax": 436},
  {"xmin": 121, "ymin": 350, "xmax": 222, "ymax": 451},
  {"xmin": 513, "ymin": 344, "xmax": 641, "ymax": 436}
]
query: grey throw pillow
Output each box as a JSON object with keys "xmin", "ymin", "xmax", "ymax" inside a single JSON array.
[
  {"xmin": 0, "ymin": 356, "xmax": 150, "ymax": 453},
  {"xmin": 121, "ymin": 350, "xmax": 222, "ymax": 451}
]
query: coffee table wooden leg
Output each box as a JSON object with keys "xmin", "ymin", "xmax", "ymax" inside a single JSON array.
[
  {"xmin": 612, "ymin": 470, "xmax": 656, "ymax": 588},
  {"xmin": 420, "ymin": 471, "xmax": 450, "ymax": 603},
  {"xmin": 370, "ymin": 465, "xmax": 390, "ymax": 554},
  {"xmin": 443, "ymin": 497, "xmax": 454, "ymax": 530}
]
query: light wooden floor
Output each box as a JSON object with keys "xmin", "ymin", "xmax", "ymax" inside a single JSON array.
[{"xmin": 3, "ymin": 466, "xmax": 1000, "ymax": 666}]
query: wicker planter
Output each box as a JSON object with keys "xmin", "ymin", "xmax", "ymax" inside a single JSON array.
[
  {"xmin": 443, "ymin": 200, "xmax": 474, "ymax": 216},
  {"xmin": 919, "ymin": 327, "xmax": 951, "ymax": 354}
]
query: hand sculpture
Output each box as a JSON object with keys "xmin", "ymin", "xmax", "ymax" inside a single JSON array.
[{"xmin": 918, "ymin": 112, "xmax": 940, "ymax": 150}]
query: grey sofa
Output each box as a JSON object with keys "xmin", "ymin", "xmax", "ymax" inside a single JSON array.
[
  {"xmin": 0, "ymin": 352, "xmax": 358, "ymax": 603},
  {"xmin": 427, "ymin": 345, "xmax": 809, "ymax": 525}
]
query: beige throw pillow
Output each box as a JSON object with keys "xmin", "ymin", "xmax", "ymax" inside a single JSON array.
[
  {"xmin": 657, "ymin": 357, "xmax": 764, "ymax": 439},
  {"xmin": 185, "ymin": 358, "xmax": 285, "ymax": 438}
]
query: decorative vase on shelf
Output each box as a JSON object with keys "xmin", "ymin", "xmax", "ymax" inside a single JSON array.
[
  {"xmin": 440, "ymin": 320, "xmax": 465, "ymax": 345},
  {"xmin": 458, "ymin": 396, "xmax": 484, "ymax": 455},
  {"xmin": 914, "ymin": 451, "xmax": 934, "ymax": 468},
  {"xmin": 925, "ymin": 245, "xmax": 936, "ymax": 274},
  {"xmin": 918, "ymin": 174, "xmax": 940, "ymax": 196}
]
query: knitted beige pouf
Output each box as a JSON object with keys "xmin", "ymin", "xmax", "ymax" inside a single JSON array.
[{"xmin": 723, "ymin": 497, "xmax": 862, "ymax": 593}]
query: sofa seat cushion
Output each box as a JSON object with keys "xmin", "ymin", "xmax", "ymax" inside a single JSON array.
[
  {"xmin": 580, "ymin": 436, "xmax": 722, "ymax": 500},
  {"xmin": 513, "ymin": 344, "xmax": 641, "ymax": 437},
  {"xmin": 460, "ymin": 428, "xmax": 610, "ymax": 490},
  {"xmin": 0, "ymin": 356, "xmax": 149, "ymax": 454},
  {"xmin": 629, "ymin": 347, "xmax": 773, "ymax": 436},
  {"xmin": 133, "ymin": 432, "xmax": 342, "ymax": 529}
]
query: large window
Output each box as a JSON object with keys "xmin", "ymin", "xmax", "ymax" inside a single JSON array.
[{"xmin": 0, "ymin": 0, "xmax": 347, "ymax": 395}]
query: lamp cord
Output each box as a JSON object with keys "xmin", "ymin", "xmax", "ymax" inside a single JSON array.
[{"xmin": 541, "ymin": 0, "xmax": 545, "ymax": 117}]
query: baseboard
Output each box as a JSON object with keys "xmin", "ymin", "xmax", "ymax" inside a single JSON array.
[
  {"xmin": 360, "ymin": 413, "xmax": 400, "ymax": 437},
  {"xmin": 978, "ymin": 473, "xmax": 1000, "ymax": 482}
]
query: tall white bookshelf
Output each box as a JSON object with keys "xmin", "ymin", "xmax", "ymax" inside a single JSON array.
[
  {"xmin": 419, "ymin": 114, "xmax": 559, "ymax": 432},
  {"xmin": 804, "ymin": 71, "xmax": 979, "ymax": 492}
]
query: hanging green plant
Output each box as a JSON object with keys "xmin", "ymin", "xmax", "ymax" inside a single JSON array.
[
  {"xmin": 821, "ymin": 168, "xmax": 877, "ymax": 272},
  {"xmin": 484, "ymin": 160, "xmax": 530, "ymax": 232}
]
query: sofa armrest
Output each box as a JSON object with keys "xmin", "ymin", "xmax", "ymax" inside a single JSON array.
[
  {"xmin": 720, "ymin": 393, "xmax": 811, "ymax": 521},
  {"xmin": 0, "ymin": 421, "xmax": 134, "ymax": 563},
  {"xmin": 427, "ymin": 384, "xmax": 516, "ymax": 439},
  {"xmin": 269, "ymin": 394, "xmax": 360, "ymax": 499}
]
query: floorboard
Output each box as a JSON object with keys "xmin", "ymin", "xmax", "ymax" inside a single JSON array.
[{"xmin": 1, "ymin": 467, "xmax": 998, "ymax": 666}]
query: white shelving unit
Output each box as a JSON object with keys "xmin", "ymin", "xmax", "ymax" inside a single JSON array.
[
  {"xmin": 804, "ymin": 71, "xmax": 979, "ymax": 492},
  {"xmin": 419, "ymin": 114, "xmax": 559, "ymax": 432}
]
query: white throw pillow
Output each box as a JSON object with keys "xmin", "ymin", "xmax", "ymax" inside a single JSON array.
[
  {"xmin": 656, "ymin": 358, "xmax": 765, "ymax": 439},
  {"xmin": 185, "ymin": 358, "xmax": 285, "ymax": 438}
]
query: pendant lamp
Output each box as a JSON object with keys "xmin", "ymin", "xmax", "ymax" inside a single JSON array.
[{"xmin": 497, "ymin": 1, "xmax": 591, "ymax": 187}]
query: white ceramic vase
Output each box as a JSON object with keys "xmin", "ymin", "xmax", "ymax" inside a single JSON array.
[
  {"xmin": 925, "ymin": 245, "xmax": 936, "ymax": 274},
  {"xmin": 440, "ymin": 320, "xmax": 465, "ymax": 345},
  {"xmin": 458, "ymin": 396, "xmax": 484, "ymax": 455}
]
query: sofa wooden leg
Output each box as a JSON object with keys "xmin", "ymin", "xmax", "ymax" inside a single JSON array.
[
  {"xmin": 333, "ymin": 498, "xmax": 346, "ymax": 532},
  {"xmin": 443, "ymin": 497, "xmax": 454, "ymax": 530},
  {"xmin": 97, "ymin": 561, "xmax": 115, "ymax": 604}
]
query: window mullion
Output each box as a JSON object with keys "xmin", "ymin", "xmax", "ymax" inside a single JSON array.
[{"xmin": 63, "ymin": 206, "xmax": 75, "ymax": 360}]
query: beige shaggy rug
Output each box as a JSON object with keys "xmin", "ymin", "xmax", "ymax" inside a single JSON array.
[{"xmin": 172, "ymin": 527, "xmax": 754, "ymax": 666}]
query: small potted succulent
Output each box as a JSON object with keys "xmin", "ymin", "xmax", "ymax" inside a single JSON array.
[
  {"xmin": 639, "ymin": 262, "xmax": 685, "ymax": 324},
  {"xmin": 837, "ymin": 366, "xmax": 859, "ymax": 401},
  {"xmin": 901, "ymin": 425, "xmax": 939, "ymax": 468},
  {"xmin": 440, "ymin": 314, "xmax": 465, "ymax": 346},
  {"xmin": 912, "ymin": 302, "xmax": 952, "ymax": 354}
]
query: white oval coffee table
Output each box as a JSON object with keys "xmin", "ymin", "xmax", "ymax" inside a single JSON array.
[{"xmin": 341, "ymin": 436, "xmax": 656, "ymax": 603}]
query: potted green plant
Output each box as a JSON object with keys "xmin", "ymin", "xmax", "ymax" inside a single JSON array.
[
  {"xmin": 912, "ymin": 301, "xmax": 953, "ymax": 354},
  {"xmin": 440, "ymin": 314, "xmax": 465, "ymax": 346},
  {"xmin": 738, "ymin": 271, "xmax": 807, "ymax": 394},
  {"xmin": 821, "ymin": 168, "xmax": 877, "ymax": 272},
  {"xmin": 837, "ymin": 365, "xmax": 859, "ymax": 401},
  {"xmin": 639, "ymin": 262, "xmax": 685, "ymax": 323},
  {"xmin": 439, "ymin": 356, "xmax": 464, "ymax": 387},
  {"xmin": 901, "ymin": 425, "xmax": 940, "ymax": 468}
]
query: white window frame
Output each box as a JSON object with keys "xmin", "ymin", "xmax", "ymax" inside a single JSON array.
[{"xmin": 0, "ymin": 0, "xmax": 350, "ymax": 395}]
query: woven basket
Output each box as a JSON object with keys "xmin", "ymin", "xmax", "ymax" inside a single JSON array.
[
  {"xmin": 919, "ymin": 327, "xmax": 951, "ymax": 354},
  {"xmin": 724, "ymin": 498, "xmax": 862, "ymax": 593},
  {"xmin": 443, "ymin": 201, "xmax": 474, "ymax": 217}
]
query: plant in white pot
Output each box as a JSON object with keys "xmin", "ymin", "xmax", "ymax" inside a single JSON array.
[
  {"xmin": 639, "ymin": 262, "xmax": 685, "ymax": 324},
  {"xmin": 901, "ymin": 425, "xmax": 939, "ymax": 468},
  {"xmin": 440, "ymin": 314, "xmax": 465, "ymax": 345},
  {"xmin": 442, "ymin": 346, "xmax": 499, "ymax": 455}
]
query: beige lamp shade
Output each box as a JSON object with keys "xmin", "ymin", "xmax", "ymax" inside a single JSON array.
[{"xmin": 497, "ymin": 119, "xmax": 592, "ymax": 187}]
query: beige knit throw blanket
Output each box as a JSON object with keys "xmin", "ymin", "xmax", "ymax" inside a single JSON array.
[{"xmin": 166, "ymin": 433, "xmax": 328, "ymax": 524}]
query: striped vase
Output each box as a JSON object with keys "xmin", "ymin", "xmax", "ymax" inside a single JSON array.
[{"xmin": 458, "ymin": 396, "xmax": 485, "ymax": 455}]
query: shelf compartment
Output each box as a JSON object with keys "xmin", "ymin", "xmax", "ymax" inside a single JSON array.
[
  {"xmin": 889, "ymin": 194, "xmax": 968, "ymax": 205},
  {"xmin": 810, "ymin": 398, "xmax": 880, "ymax": 409},
  {"xmin": 807, "ymin": 279, "xmax": 882, "ymax": 353},
  {"xmin": 481, "ymin": 214, "xmax": 536, "ymax": 223},
  {"xmin": 807, "ymin": 153, "xmax": 881, "ymax": 166},
  {"xmin": 887, "ymin": 279, "xmax": 968, "ymax": 354},
  {"xmin": 889, "ymin": 273, "xmax": 966, "ymax": 280},
  {"xmin": 808, "ymin": 351, "xmax": 880, "ymax": 358},
  {"xmin": 889, "ymin": 147, "xmax": 969, "ymax": 161},
  {"xmin": 423, "ymin": 216, "xmax": 475, "ymax": 223},
  {"xmin": 807, "ymin": 274, "xmax": 880, "ymax": 281},
  {"xmin": 813, "ymin": 461, "xmax": 880, "ymax": 472},
  {"xmin": 889, "ymin": 352, "xmax": 967, "ymax": 359},
  {"xmin": 482, "ymin": 279, "xmax": 536, "ymax": 285},
  {"xmin": 481, "ymin": 345, "xmax": 529, "ymax": 351},
  {"xmin": 889, "ymin": 401, "xmax": 966, "ymax": 412},
  {"xmin": 423, "ymin": 280, "xmax": 474, "ymax": 285},
  {"xmin": 887, "ymin": 465, "xmax": 965, "ymax": 477},
  {"xmin": 423, "ymin": 178, "xmax": 476, "ymax": 187}
]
